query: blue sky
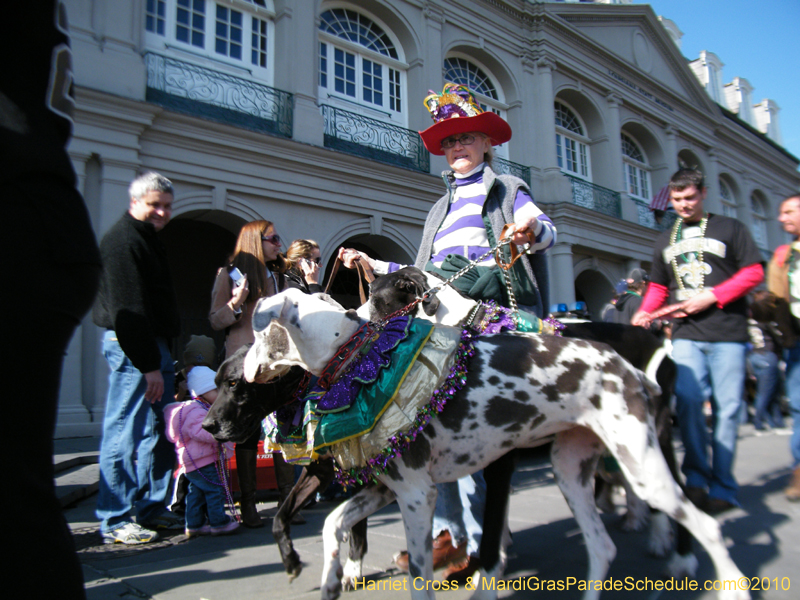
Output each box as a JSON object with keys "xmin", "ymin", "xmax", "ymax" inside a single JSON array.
[{"xmin": 639, "ymin": 0, "xmax": 800, "ymax": 162}]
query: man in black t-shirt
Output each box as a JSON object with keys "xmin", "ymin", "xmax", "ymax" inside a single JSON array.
[{"xmin": 632, "ymin": 168, "xmax": 763, "ymax": 514}]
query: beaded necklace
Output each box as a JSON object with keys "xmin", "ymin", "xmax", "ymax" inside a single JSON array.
[
  {"xmin": 669, "ymin": 212, "xmax": 710, "ymax": 294},
  {"xmin": 178, "ymin": 397, "xmax": 240, "ymax": 523}
]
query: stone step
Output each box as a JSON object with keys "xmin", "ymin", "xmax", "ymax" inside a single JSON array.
[{"xmin": 55, "ymin": 457, "xmax": 99, "ymax": 508}]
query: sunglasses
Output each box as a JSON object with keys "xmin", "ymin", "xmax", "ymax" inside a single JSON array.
[
  {"xmin": 440, "ymin": 134, "xmax": 479, "ymax": 149},
  {"xmin": 261, "ymin": 234, "xmax": 281, "ymax": 245}
]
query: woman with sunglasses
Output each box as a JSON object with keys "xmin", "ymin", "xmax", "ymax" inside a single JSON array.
[
  {"xmin": 209, "ymin": 219, "xmax": 288, "ymax": 528},
  {"xmin": 338, "ymin": 83, "xmax": 557, "ymax": 583},
  {"xmin": 284, "ymin": 239, "xmax": 323, "ymax": 294}
]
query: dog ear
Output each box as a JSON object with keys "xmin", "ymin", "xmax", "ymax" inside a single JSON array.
[
  {"xmin": 278, "ymin": 296, "xmax": 300, "ymax": 327},
  {"xmin": 266, "ymin": 323, "xmax": 291, "ymax": 361},
  {"xmin": 394, "ymin": 276, "xmax": 418, "ymax": 295}
]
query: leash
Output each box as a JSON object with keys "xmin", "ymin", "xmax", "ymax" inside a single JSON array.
[
  {"xmin": 414, "ymin": 225, "xmax": 523, "ymax": 324},
  {"xmin": 415, "ymin": 229, "xmax": 516, "ymax": 303},
  {"xmin": 324, "ymin": 257, "xmax": 375, "ymax": 305}
]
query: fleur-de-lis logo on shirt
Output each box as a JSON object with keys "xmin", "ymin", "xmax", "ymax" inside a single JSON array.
[{"xmin": 677, "ymin": 258, "xmax": 711, "ymax": 289}]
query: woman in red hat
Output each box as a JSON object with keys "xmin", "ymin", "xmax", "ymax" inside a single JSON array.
[
  {"xmin": 341, "ymin": 83, "xmax": 555, "ymax": 318},
  {"xmin": 338, "ymin": 83, "xmax": 557, "ymax": 581}
]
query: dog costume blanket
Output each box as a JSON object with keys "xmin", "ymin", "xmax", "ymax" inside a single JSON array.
[{"xmin": 313, "ymin": 316, "xmax": 464, "ymax": 476}]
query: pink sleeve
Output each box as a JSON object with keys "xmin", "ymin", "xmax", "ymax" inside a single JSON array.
[
  {"xmin": 182, "ymin": 405, "xmax": 222, "ymax": 446},
  {"xmin": 640, "ymin": 282, "xmax": 670, "ymax": 314},
  {"xmin": 712, "ymin": 263, "xmax": 764, "ymax": 307}
]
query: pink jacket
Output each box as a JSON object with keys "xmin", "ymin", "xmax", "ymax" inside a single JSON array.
[{"xmin": 164, "ymin": 400, "xmax": 234, "ymax": 473}]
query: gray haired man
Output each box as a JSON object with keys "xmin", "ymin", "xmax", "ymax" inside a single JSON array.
[{"xmin": 92, "ymin": 172, "xmax": 183, "ymax": 544}]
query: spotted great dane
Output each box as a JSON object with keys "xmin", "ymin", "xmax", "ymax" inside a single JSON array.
[
  {"xmin": 361, "ymin": 267, "xmax": 684, "ymax": 558},
  {"xmin": 244, "ymin": 288, "xmax": 748, "ymax": 600}
]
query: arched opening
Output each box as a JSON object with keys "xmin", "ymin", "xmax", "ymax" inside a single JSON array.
[
  {"xmin": 161, "ymin": 211, "xmax": 243, "ymax": 366},
  {"xmin": 324, "ymin": 234, "xmax": 413, "ymax": 309},
  {"xmin": 574, "ymin": 269, "xmax": 614, "ymax": 321}
]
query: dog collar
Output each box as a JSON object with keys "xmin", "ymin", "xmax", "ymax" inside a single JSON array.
[{"xmin": 315, "ymin": 322, "xmax": 376, "ymax": 390}]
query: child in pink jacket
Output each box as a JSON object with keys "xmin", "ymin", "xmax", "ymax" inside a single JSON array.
[{"xmin": 164, "ymin": 366, "xmax": 239, "ymax": 537}]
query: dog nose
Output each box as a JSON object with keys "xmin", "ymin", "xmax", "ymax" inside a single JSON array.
[{"xmin": 202, "ymin": 416, "xmax": 219, "ymax": 435}]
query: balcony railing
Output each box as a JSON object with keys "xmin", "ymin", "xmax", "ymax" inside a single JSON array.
[
  {"xmin": 494, "ymin": 157, "xmax": 531, "ymax": 187},
  {"xmin": 632, "ymin": 198, "xmax": 678, "ymax": 231},
  {"xmin": 321, "ymin": 104, "xmax": 429, "ymax": 173},
  {"xmin": 144, "ymin": 53, "xmax": 293, "ymax": 138},
  {"xmin": 564, "ymin": 174, "xmax": 621, "ymax": 219}
]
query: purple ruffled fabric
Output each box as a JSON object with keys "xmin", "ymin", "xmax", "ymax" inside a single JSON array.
[{"xmin": 314, "ymin": 316, "xmax": 411, "ymax": 413}]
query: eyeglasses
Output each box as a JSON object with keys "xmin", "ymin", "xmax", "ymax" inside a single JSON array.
[
  {"xmin": 261, "ymin": 234, "xmax": 281, "ymax": 245},
  {"xmin": 309, "ymin": 257, "xmax": 322, "ymax": 265},
  {"xmin": 440, "ymin": 134, "xmax": 478, "ymax": 150}
]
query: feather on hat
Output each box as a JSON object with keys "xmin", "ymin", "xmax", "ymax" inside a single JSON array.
[{"xmin": 419, "ymin": 83, "xmax": 512, "ymax": 156}]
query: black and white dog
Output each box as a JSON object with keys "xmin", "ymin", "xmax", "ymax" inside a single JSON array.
[
  {"xmin": 202, "ymin": 345, "xmax": 368, "ymax": 582},
  {"xmin": 362, "ymin": 267, "xmax": 686, "ymax": 559},
  {"xmin": 243, "ymin": 288, "xmax": 749, "ymax": 600}
]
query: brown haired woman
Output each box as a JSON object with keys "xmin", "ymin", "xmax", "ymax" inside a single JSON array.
[
  {"xmin": 209, "ymin": 219, "xmax": 297, "ymax": 527},
  {"xmin": 284, "ymin": 239, "xmax": 323, "ymax": 294}
]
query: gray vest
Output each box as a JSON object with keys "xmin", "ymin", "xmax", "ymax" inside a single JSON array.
[{"xmin": 414, "ymin": 165, "xmax": 550, "ymax": 317}]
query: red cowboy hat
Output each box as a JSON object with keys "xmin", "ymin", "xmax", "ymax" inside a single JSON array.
[{"xmin": 419, "ymin": 83, "xmax": 512, "ymax": 156}]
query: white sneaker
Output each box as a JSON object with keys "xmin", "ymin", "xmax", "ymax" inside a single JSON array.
[{"xmin": 102, "ymin": 522, "xmax": 159, "ymax": 545}]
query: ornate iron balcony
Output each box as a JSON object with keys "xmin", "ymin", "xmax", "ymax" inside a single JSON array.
[
  {"xmin": 564, "ymin": 174, "xmax": 621, "ymax": 219},
  {"xmin": 144, "ymin": 53, "xmax": 292, "ymax": 138},
  {"xmin": 494, "ymin": 157, "xmax": 531, "ymax": 187},
  {"xmin": 632, "ymin": 198, "xmax": 678, "ymax": 231},
  {"xmin": 321, "ymin": 104, "xmax": 429, "ymax": 173}
]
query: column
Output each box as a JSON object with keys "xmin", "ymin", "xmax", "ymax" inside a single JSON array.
[
  {"xmin": 664, "ymin": 125, "xmax": 678, "ymax": 173},
  {"xmin": 550, "ymin": 242, "xmax": 576, "ymax": 308},
  {"xmin": 607, "ymin": 93, "xmax": 636, "ymax": 222},
  {"xmin": 705, "ymin": 149, "xmax": 722, "ymax": 214},
  {"xmin": 419, "ymin": 2, "xmax": 447, "ymax": 174},
  {"xmin": 533, "ymin": 54, "xmax": 571, "ymax": 204},
  {"xmin": 274, "ymin": 0, "xmax": 324, "ymax": 146}
]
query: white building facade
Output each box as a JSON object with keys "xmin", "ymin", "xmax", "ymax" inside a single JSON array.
[{"xmin": 58, "ymin": 0, "xmax": 800, "ymax": 437}]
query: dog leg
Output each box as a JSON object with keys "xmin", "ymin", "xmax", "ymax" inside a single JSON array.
[
  {"xmin": 342, "ymin": 517, "xmax": 368, "ymax": 591},
  {"xmin": 647, "ymin": 511, "xmax": 675, "ymax": 558},
  {"xmin": 551, "ymin": 429, "xmax": 615, "ymax": 600},
  {"xmin": 612, "ymin": 428, "xmax": 750, "ymax": 600},
  {"xmin": 273, "ymin": 460, "xmax": 334, "ymax": 580},
  {"xmin": 383, "ymin": 466, "xmax": 438, "ymax": 600},
  {"xmin": 619, "ymin": 478, "xmax": 650, "ymax": 532},
  {"xmin": 321, "ymin": 484, "xmax": 396, "ymax": 600},
  {"xmin": 469, "ymin": 450, "xmax": 517, "ymax": 600}
]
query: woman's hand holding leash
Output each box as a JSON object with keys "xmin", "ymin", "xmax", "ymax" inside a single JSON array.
[{"xmin": 507, "ymin": 216, "xmax": 539, "ymax": 246}]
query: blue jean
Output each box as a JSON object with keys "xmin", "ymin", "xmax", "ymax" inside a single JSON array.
[
  {"xmin": 185, "ymin": 463, "xmax": 232, "ymax": 528},
  {"xmin": 749, "ymin": 351, "xmax": 785, "ymax": 429},
  {"xmin": 672, "ymin": 339, "xmax": 746, "ymax": 504},
  {"xmin": 96, "ymin": 331, "xmax": 176, "ymax": 533},
  {"xmin": 433, "ymin": 472, "xmax": 486, "ymax": 556},
  {"xmin": 784, "ymin": 344, "xmax": 800, "ymax": 468}
]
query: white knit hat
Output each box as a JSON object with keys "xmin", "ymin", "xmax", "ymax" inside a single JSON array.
[{"xmin": 187, "ymin": 366, "xmax": 217, "ymax": 398}]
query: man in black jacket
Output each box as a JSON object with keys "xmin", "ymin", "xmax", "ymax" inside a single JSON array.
[
  {"xmin": 613, "ymin": 268, "xmax": 649, "ymax": 324},
  {"xmin": 93, "ymin": 172, "xmax": 182, "ymax": 544}
]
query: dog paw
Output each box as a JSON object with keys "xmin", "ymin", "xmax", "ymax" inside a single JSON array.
[
  {"xmin": 286, "ymin": 562, "xmax": 304, "ymax": 583},
  {"xmin": 342, "ymin": 558, "xmax": 362, "ymax": 591},
  {"xmin": 666, "ymin": 552, "xmax": 698, "ymax": 579},
  {"xmin": 647, "ymin": 512, "xmax": 674, "ymax": 557}
]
